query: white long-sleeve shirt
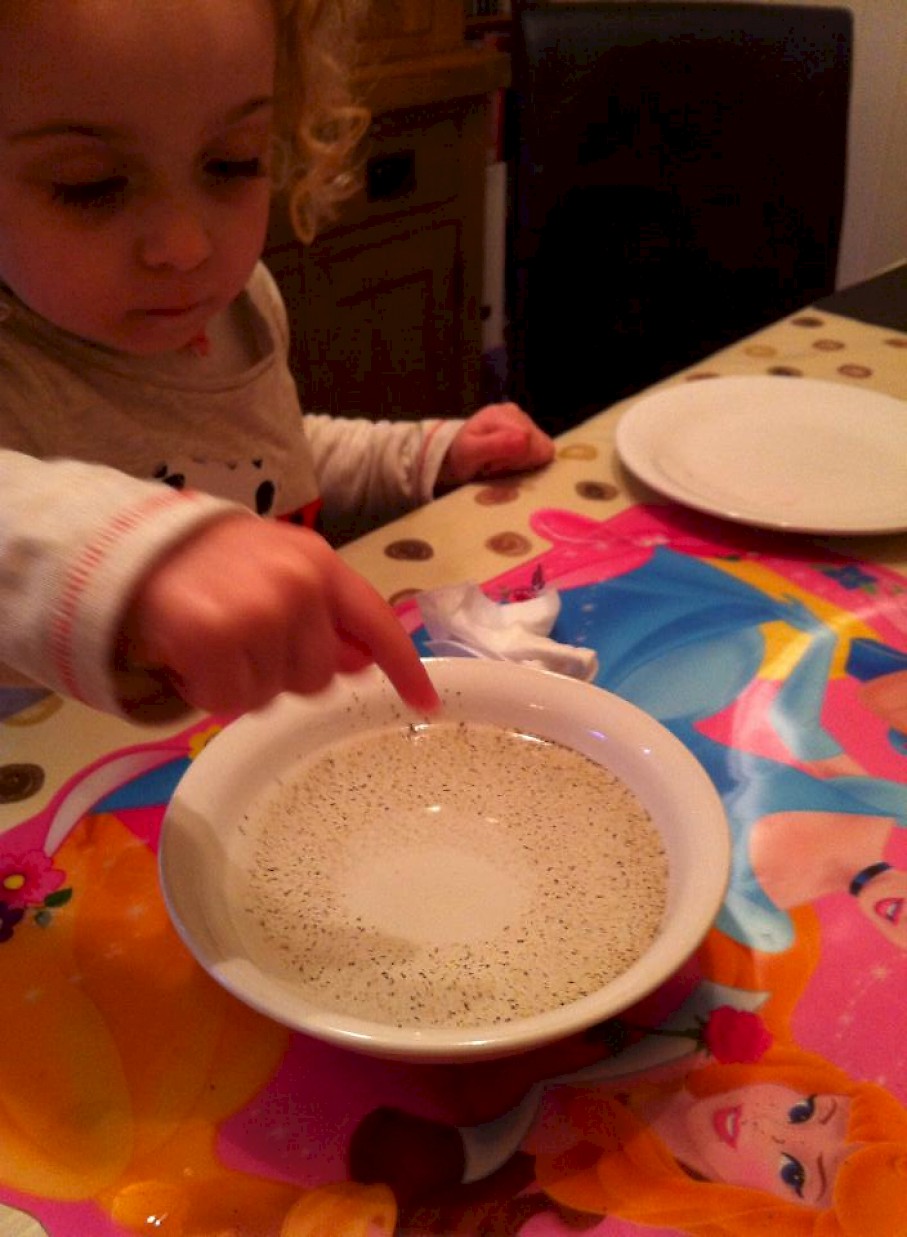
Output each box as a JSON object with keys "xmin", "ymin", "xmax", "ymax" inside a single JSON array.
[{"xmin": 0, "ymin": 263, "xmax": 459, "ymax": 716}]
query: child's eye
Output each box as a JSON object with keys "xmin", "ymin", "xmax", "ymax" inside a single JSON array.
[
  {"xmin": 51, "ymin": 176, "xmax": 128, "ymax": 210},
  {"xmin": 206, "ymin": 157, "xmax": 266, "ymax": 182}
]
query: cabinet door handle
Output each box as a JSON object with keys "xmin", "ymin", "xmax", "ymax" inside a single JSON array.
[{"xmin": 366, "ymin": 150, "xmax": 416, "ymax": 202}]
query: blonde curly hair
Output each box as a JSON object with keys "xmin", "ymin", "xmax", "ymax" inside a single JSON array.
[{"xmin": 271, "ymin": 0, "xmax": 372, "ymax": 243}]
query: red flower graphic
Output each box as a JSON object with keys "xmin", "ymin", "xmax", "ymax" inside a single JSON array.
[
  {"xmin": 699, "ymin": 1006, "xmax": 774, "ymax": 1064},
  {"xmin": 603, "ymin": 1004, "xmax": 774, "ymax": 1063},
  {"xmin": 0, "ymin": 849, "xmax": 65, "ymax": 910}
]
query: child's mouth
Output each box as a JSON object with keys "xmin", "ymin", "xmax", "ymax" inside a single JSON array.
[{"xmin": 143, "ymin": 303, "xmax": 203, "ymax": 318}]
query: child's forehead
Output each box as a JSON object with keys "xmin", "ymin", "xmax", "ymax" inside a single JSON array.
[
  {"xmin": 1, "ymin": 0, "xmax": 277, "ymax": 136},
  {"xmin": 1, "ymin": 0, "xmax": 277, "ymax": 87}
]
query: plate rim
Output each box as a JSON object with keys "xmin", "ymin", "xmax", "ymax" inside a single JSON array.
[{"xmin": 615, "ymin": 375, "xmax": 907, "ymax": 536}]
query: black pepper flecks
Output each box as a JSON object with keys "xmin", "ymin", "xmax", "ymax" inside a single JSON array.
[{"xmin": 236, "ymin": 721, "xmax": 667, "ymax": 1029}]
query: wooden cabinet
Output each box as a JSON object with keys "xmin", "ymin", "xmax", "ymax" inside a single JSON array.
[
  {"xmin": 354, "ymin": 0, "xmax": 465, "ymax": 63},
  {"xmin": 264, "ymin": 2, "xmax": 508, "ymax": 421}
]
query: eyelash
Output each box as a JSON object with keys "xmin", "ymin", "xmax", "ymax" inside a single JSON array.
[
  {"xmin": 51, "ymin": 176, "xmax": 127, "ymax": 209},
  {"xmin": 50, "ymin": 159, "xmax": 266, "ymax": 211}
]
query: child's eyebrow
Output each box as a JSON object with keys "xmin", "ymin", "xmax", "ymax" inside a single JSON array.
[{"xmin": 8, "ymin": 97, "xmax": 274, "ymax": 145}]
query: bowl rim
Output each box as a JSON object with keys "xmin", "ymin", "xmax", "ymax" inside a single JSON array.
[{"xmin": 158, "ymin": 659, "xmax": 730, "ymax": 1061}]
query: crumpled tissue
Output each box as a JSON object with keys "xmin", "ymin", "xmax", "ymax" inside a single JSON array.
[{"xmin": 417, "ymin": 580, "xmax": 599, "ymax": 681}]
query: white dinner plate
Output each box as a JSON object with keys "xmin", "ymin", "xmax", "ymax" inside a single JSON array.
[{"xmin": 615, "ymin": 376, "xmax": 907, "ymax": 535}]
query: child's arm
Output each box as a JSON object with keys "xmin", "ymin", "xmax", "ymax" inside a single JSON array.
[
  {"xmin": 306, "ymin": 403, "xmax": 554, "ymax": 544},
  {"xmin": 0, "ymin": 449, "xmax": 436, "ymax": 720},
  {"xmin": 0, "ymin": 448, "xmax": 239, "ymax": 715}
]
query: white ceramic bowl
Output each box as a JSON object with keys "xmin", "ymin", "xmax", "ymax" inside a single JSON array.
[{"xmin": 159, "ymin": 659, "xmax": 729, "ymax": 1062}]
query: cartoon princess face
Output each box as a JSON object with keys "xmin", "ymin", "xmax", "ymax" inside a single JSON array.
[
  {"xmin": 853, "ymin": 866, "xmax": 907, "ymax": 948},
  {"xmin": 666, "ymin": 1084, "xmax": 855, "ymax": 1207}
]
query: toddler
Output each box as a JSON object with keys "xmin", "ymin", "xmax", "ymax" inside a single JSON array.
[{"xmin": 0, "ymin": 0, "xmax": 553, "ymax": 722}]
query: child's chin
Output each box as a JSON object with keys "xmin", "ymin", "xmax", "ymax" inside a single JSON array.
[{"xmin": 115, "ymin": 317, "xmax": 212, "ymax": 357}]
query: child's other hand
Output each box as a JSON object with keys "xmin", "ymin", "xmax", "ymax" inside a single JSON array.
[
  {"xmin": 117, "ymin": 517, "xmax": 439, "ymax": 717},
  {"xmin": 437, "ymin": 403, "xmax": 555, "ymax": 489}
]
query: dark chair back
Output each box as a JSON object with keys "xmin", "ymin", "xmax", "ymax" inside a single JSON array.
[{"xmin": 506, "ymin": 1, "xmax": 853, "ymax": 432}]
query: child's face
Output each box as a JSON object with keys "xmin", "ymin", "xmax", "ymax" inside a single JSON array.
[{"xmin": 0, "ymin": 0, "xmax": 276, "ymax": 354}]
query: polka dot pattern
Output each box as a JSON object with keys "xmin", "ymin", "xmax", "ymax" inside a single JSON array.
[
  {"xmin": 345, "ymin": 279, "xmax": 905, "ymax": 599},
  {"xmin": 743, "ymin": 344, "xmax": 777, "ymax": 358},
  {"xmin": 791, "ymin": 315, "xmax": 825, "ymax": 327},
  {"xmin": 384, "ymin": 538, "xmax": 433, "ymax": 562},
  {"xmin": 558, "ymin": 443, "xmax": 598, "ymax": 460},
  {"xmin": 486, "ymin": 531, "xmax": 532, "ymax": 557},
  {"xmin": 475, "ymin": 484, "xmax": 520, "ymax": 506},
  {"xmin": 576, "ymin": 480, "xmax": 618, "ymax": 502}
]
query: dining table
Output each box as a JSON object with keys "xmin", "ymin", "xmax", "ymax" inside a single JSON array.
[{"xmin": 1, "ymin": 260, "xmax": 905, "ymax": 1237}]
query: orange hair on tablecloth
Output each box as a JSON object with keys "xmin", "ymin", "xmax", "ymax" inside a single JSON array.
[
  {"xmin": 696, "ymin": 906, "xmax": 823, "ymax": 1039},
  {"xmin": 534, "ymin": 1044, "xmax": 907, "ymax": 1237},
  {"xmin": 0, "ymin": 812, "xmax": 399, "ymax": 1234}
]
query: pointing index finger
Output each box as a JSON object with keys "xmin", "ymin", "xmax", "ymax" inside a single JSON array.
[{"xmin": 331, "ymin": 559, "xmax": 440, "ymax": 715}]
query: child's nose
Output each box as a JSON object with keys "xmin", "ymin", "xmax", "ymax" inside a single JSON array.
[{"xmin": 138, "ymin": 196, "xmax": 213, "ymax": 272}]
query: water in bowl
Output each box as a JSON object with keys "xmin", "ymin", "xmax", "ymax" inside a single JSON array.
[{"xmin": 233, "ymin": 719, "xmax": 667, "ymax": 1029}]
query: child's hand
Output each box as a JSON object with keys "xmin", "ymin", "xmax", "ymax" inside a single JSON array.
[
  {"xmin": 117, "ymin": 517, "xmax": 439, "ymax": 717},
  {"xmin": 437, "ymin": 403, "xmax": 555, "ymax": 489}
]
